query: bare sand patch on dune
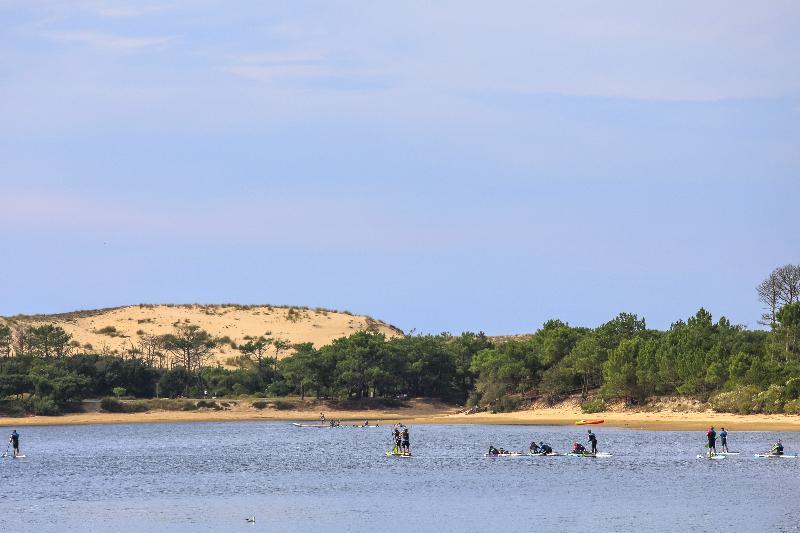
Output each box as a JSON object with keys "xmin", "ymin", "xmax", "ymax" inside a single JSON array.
[{"xmin": 2, "ymin": 304, "xmax": 402, "ymax": 364}]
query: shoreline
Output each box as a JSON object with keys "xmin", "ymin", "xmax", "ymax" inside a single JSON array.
[{"xmin": 3, "ymin": 406, "xmax": 800, "ymax": 431}]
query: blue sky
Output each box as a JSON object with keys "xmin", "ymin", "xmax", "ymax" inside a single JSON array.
[{"xmin": 1, "ymin": 1, "xmax": 798, "ymax": 334}]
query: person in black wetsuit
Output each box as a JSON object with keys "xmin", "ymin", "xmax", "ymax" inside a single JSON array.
[
  {"xmin": 538, "ymin": 442, "xmax": 553, "ymax": 455},
  {"xmin": 529, "ymin": 441, "xmax": 541, "ymax": 454},
  {"xmin": 401, "ymin": 427, "xmax": 410, "ymax": 454},
  {"xmin": 9, "ymin": 430, "xmax": 20, "ymax": 457},
  {"xmin": 393, "ymin": 427, "xmax": 402, "ymax": 453},
  {"xmin": 488, "ymin": 446, "xmax": 500, "ymax": 456},
  {"xmin": 587, "ymin": 430, "xmax": 598, "ymax": 454}
]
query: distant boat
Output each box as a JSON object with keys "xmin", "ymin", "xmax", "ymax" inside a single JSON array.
[{"xmin": 575, "ymin": 419, "xmax": 604, "ymax": 425}]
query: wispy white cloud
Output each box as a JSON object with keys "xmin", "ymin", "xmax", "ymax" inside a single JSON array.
[
  {"xmin": 44, "ymin": 30, "xmax": 170, "ymax": 50},
  {"xmin": 222, "ymin": 51, "xmax": 329, "ymax": 81},
  {"xmin": 220, "ymin": 50, "xmax": 393, "ymax": 92},
  {"xmin": 232, "ymin": 51, "xmax": 328, "ymax": 65},
  {"xmin": 83, "ymin": 4, "xmax": 168, "ymax": 18}
]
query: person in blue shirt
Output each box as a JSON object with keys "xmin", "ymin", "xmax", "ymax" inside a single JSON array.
[
  {"xmin": 538, "ymin": 442, "xmax": 553, "ymax": 455},
  {"xmin": 587, "ymin": 430, "xmax": 598, "ymax": 454},
  {"xmin": 401, "ymin": 427, "xmax": 410, "ymax": 454},
  {"xmin": 9, "ymin": 430, "xmax": 20, "ymax": 457},
  {"xmin": 719, "ymin": 428, "xmax": 728, "ymax": 453}
]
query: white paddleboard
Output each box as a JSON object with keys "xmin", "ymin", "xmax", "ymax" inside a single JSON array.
[{"xmin": 697, "ymin": 454, "xmax": 726, "ymax": 460}]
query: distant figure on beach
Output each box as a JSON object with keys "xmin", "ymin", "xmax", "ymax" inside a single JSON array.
[
  {"xmin": 320, "ymin": 412, "xmax": 325, "ymax": 423},
  {"xmin": 706, "ymin": 426, "xmax": 717, "ymax": 457},
  {"xmin": 719, "ymin": 428, "xmax": 728, "ymax": 453},
  {"xmin": 9, "ymin": 429, "xmax": 20, "ymax": 457},
  {"xmin": 587, "ymin": 430, "xmax": 598, "ymax": 454}
]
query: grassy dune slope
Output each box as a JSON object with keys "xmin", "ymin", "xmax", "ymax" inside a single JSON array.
[{"xmin": 2, "ymin": 304, "xmax": 403, "ymax": 363}]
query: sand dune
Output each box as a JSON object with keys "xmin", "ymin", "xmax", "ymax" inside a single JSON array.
[{"xmin": 1, "ymin": 304, "xmax": 402, "ymax": 364}]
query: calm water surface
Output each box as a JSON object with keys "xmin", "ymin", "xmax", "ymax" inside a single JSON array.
[{"xmin": 1, "ymin": 422, "xmax": 799, "ymax": 532}]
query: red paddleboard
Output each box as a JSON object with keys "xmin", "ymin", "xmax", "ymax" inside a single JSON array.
[{"xmin": 575, "ymin": 419, "xmax": 604, "ymax": 425}]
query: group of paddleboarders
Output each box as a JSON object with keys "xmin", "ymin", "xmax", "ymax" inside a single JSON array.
[
  {"xmin": 390, "ymin": 424, "xmax": 411, "ymax": 455},
  {"xmin": 490, "ymin": 430, "xmax": 600, "ymax": 456},
  {"xmin": 319, "ymin": 412, "xmax": 372, "ymax": 428},
  {"xmin": 568, "ymin": 429, "xmax": 600, "ymax": 455},
  {"xmin": 705, "ymin": 426, "xmax": 785, "ymax": 457},
  {"xmin": 705, "ymin": 426, "xmax": 732, "ymax": 457},
  {"xmin": 528, "ymin": 441, "xmax": 553, "ymax": 455}
]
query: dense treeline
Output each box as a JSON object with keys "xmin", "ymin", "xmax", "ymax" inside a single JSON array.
[{"xmin": 1, "ymin": 265, "xmax": 799, "ymax": 416}]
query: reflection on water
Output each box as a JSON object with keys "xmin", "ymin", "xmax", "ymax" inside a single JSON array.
[{"xmin": 1, "ymin": 422, "xmax": 799, "ymax": 532}]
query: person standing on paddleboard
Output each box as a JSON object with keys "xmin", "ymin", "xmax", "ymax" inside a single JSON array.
[
  {"xmin": 587, "ymin": 430, "xmax": 598, "ymax": 454},
  {"xmin": 706, "ymin": 426, "xmax": 717, "ymax": 457},
  {"xmin": 401, "ymin": 427, "xmax": 410, "ymax": 454},
  {"xmin": 9, "ymin": 429, "xmax": 20, "ymax": 458},
  {"xmin": 719, "ymin": 428, "xmax": 728, "ymax": 453},
  {"xmin": 393, "ymin": 427, "xmax": 402, "ymax": 453}
]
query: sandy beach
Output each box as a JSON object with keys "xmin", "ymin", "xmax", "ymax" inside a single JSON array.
[{"xmin": 3, "ymin": 400, "xmax": 800, "ymax": 431}]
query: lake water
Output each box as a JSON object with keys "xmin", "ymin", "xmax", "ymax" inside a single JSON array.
[{"xmin": 1, "ymin": 421, "xmax": 799, "ymax": 532}]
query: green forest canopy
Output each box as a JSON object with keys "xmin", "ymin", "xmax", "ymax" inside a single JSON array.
[{"xmin": 1, "ymin": 265, "xmax": 799, "ymax": 417}]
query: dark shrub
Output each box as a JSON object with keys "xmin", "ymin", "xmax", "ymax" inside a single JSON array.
[{"xmin": 27, "ymin": 397, "xmax": 61, "ymax": 416}]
